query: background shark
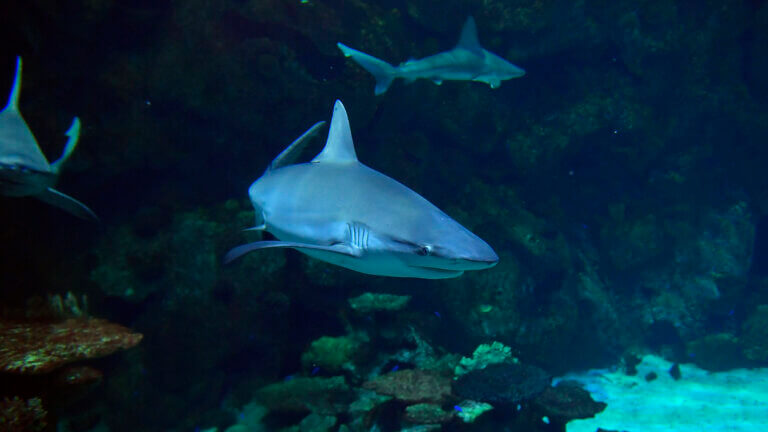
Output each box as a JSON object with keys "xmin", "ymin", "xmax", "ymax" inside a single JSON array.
[
  {"xmin": 0, "ymin": 57, "xmax": 97, "ymax": 221},
  {"xmin": 338, "ymin": 17, "xmax": 525, "ymax": 95},
  {"xmin": 226, "ymin": 100, "xmax": 499, "ymax": 279}
]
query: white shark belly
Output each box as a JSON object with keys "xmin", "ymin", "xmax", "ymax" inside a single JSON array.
[{"xmin": 299, "ymin": 248, "xmax": 461, "ymax": 279}]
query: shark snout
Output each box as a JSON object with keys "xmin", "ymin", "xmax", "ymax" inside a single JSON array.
[
  {"xmin": 439, "ymin": 231, "xmax": 499, "ymax": 271},
  {"xmin": 461, "ymin": 243, "xmax": 499, "ymax": 269}
]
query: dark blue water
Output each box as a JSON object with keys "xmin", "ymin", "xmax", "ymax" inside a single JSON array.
[{"xmin": 1, "ymin": 1, "xmax": 768, "ymax": 431}]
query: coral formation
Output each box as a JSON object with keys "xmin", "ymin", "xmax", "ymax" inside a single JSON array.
[
  {"xmin": 454, "ymin": 400, "xmax": 493, "ymax": 423},
  {"xmin": 0, "ymin": 318, "xmax": 143, "ymax": 374},
  {"xmin": 301, "ymin": 334, "xmax": 365, "ymax": 373},
  {"xmin": 362, "ymin": 370, "xmax": 451, "ymax": 403},
  {"xmin": 223, "ymin": 402, "xmax": 267, "ymax": 432},
  {"xmin": 348, "ymin": 292, "xmax": 411, "ymax": 313},
  {"xmin": 298, "ymin": 412, "xmax": 337, "ymax": 431},
  {"xmin": 255, "ymin": 376, "xmax": 354, "ymax": 414},
  {"xmin": 0, "ymin": 397, "xmax": 47, "ymax": 432},
  {"xmin": 454, "ymin": 341, "xmax": 515, "ymax": 377},
  {"xmin": 404, "ymin": 403, "xmax": 454, "ymax": 424}
]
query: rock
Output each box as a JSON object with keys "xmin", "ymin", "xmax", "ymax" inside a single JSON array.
[
  {"xmin": 686, "ymin": 332, "xmax": 746, "ymax": 371},
  {"xmin": 453, "ymin": 363, "xmax": 550, "ymax": 404},
  {"xmin": 532, "ymin": 382, "xmax": 606, "ymax": 422},
  {"xmin": 255, "ymin": 376, "xmax": 354, "ymax": 414},
  {"xmin": 742, "ymin": 305, "xmax": 768, "ymax": 362}
]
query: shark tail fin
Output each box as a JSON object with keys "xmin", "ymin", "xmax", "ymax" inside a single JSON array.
[
  {"xmin": 337, "ymin": 43, "xmax": 397, "ymax": 95},
  {"xmin": 4, "ymin": 57, "xmax": 22, "ymax": 112},
  {"xmin": 51, "ymin": 117, "xmax": 81, "ymax": 173}
]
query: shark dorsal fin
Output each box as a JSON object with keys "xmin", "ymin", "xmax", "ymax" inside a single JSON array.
[
  {"xmin": 312, "ymin": 100, "xmax": 358, "ymax": 164},
  {"xmin": 456, "ymin": 17, "xmax": 482, "ymax": 53},
  {"xmin": 3, "ymin": 57, "xmax": 22, "ymax": 112}
]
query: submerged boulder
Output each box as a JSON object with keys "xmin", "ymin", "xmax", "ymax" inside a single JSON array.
[
  {"xmin": 453, "ymin": 362, "xmax": 550, "ymax": 404},
  {"xmin": 533, "ymin": 382, "xmax": 606, "ymax": 422}
]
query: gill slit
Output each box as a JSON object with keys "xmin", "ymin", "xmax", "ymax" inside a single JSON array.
[{"xmin": 347, "ymin": 222, "xmax": 369, "ymax": 252}]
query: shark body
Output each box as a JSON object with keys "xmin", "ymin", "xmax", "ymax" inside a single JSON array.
[
  {"xmin": 338, "ymin": 17, "xmax": 525, "ymax": 95},
  {"xmin": 0, "ymin": 57, "xmax": 97, "ymax": 221},
  {"xmin": 226, "ymin": 100, "xmax": 498, "ymax": 279}
]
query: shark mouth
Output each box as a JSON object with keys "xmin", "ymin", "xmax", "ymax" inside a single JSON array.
[{"xmin": 411, "ymin": 265, "xmax": 465, "ymax": 276}]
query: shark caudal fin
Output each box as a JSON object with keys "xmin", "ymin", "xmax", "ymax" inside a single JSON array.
[
  {"xmin": 337, "ymin": 43, "xmax": 397, "ymax": 95},
  {"xmin": 3, "ymin": 57, "xmax": 22, "ymax": 112}
]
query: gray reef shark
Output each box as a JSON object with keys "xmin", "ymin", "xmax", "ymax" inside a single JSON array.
[
  {"xmin": 226, "ymin": 100, "xmax": 498, "ymax": 279},
  {"xmin": 337, "ymin": 17, "xmax": 525, "ymax": 95},
  {"xmin": 0, "ymin": 57, "xmax": 97, "ymax": 221}
]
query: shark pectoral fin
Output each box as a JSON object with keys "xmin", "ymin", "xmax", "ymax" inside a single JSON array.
[
  {"xmin": 37, "ymin": 187, "xmax": 99, "ymax": 222},
  {"xmin": 50, "ymin": 117, "xmax": 81, "ymax": 173},
  {"xmin": 489, "ymin": 79, "xmax": 501, "ymax": 89},
  {"xmin": 268, "ymin": 121, "xmax": 326, "ymax": 172},
  {"xmin": 224, "ymin": 240, "xmax": 360, "ymax": 264}
]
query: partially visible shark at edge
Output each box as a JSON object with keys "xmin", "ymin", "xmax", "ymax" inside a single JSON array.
[
  {"xmin": 225, "ymin": 100, "xmax": 499, "ymax": 279},
  {"xmin": 0, "ymin": 57, "xmax": 97, "ymax": 221},
  {"xmin": 337, "ymin": 17, "xmax": 525, "ymax": 95}
]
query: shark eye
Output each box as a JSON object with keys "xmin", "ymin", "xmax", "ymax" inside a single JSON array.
[{"xmin": 417, "ymin": 245, "xmax": 432, "ymax": 256}]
